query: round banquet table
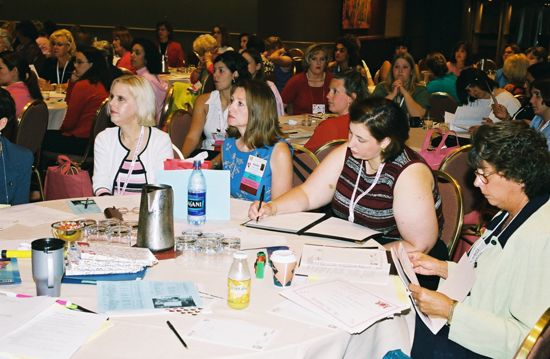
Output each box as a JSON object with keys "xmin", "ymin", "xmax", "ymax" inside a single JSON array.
[
  {"xmin": 43, "ymin": 91, "xmax": 68, "ymax": 130},
  {"xmin": 0, "ymin": 196, "xmax": 415, "ymax": 359}
]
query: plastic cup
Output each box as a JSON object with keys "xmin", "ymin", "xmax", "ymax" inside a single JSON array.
[{"xmin": 270, "ymin": 250, "xmax": 297, "ymax": 287}]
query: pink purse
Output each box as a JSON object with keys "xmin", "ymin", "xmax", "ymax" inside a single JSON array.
[
  {"xmin": 44, "ymin": 155, "xmax": 94, "ymax": 200},
  {"xmin": 419, "ymin": 128, "xmax": 460, "ymax": 170}
]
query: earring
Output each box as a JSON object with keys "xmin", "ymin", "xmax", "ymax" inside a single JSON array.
[{"xmin": 231, "ymin": 78, "xmax": 236, "ymax": 85}]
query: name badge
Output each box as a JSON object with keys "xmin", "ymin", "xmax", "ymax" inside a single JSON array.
[
  {"xmin": 312, "ymin": 104, "xmax": 325, "ymax": 114},
  {"xmin": 239, "ymin": 155, "xmax": 267, "ymax": 196}
]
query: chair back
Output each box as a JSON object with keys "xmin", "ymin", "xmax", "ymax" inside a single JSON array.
[
  {"xmin": 439, "ymin": 144, "xmax": 484, "ymax": 215},
  {"xmin": 15, "ymin": 100, "xmax": 49, "ymax": 159},
  {"xmin": 158, "ymin": 84, "xmax": 174, "ymax": 130},
  {"xmin": 288, "ymin": 48, "xmax": 304, "ymax": 75},
  {"xmin": 429, "ymin": 92, "xmax": 458, "ymax": 122},
  {"xmin": 314, "ymin": 139, "xmax": 347, "ymax": 163},
  {"xmin": 514, "ymin": 307, "xmax": 550, "ymax": 359},
  {"xmin": 291, "ymin": 144, "xmax": 319, "ymax": 186},
  {"xmin": 434, "ymin": 170, "xmax": 464, "ymax": 258},
  {"xmin": 168, "ymin": 109, "xmax": 193, "ymax": 155},
  {"xmin": 80, "ymin": 98, "xmax": 112, "ymax": 165}
]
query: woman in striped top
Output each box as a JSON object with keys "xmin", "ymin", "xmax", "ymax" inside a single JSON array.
[
  {"xmin": 92, "ymin": 75, "xmax": 173, "ymax": 196},
  {"xmin": 250, "ymin": 97, "xmax": 447, "ymax": 287}
]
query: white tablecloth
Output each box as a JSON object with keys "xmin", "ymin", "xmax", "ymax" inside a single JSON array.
[
  {"xmin": 0, "ymin": 197, "xmax": 415, "ymax": 359},
  {"xmin": 43, "ymin": 92, "xmax": 67, "ymax": 130}
]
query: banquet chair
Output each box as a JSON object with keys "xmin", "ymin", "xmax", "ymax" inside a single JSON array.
[
  {"xmin": 314, "ymin": 139, "xmax": 347, "ymax": 163},
  {"xmin": 15, "ymin": 100, "xmax": 49, "ymax": 200},
  {"xmin": 167, "ymin": 109, "xmax": 193, "ymax": 157},
  {"xmin": 514, "ymin": 307, "xmax": 550, "ymax": 359},
  {"xmin": 158, "ymin": 85, "xmax": 174, "ymax": 131},
  {"xmin": 434, "ymin": 170, "xmax": 464, "ymax": 258},
  {"xmin": 288, "ymin": 48, "xmax": 304, "ymax": 75},
  {"xmin": 429, "ymin": 92, "xmax": 457, "ymax": 122},
  {"xmin": 291, "ymin": 144, "xmax": 319, "ymax": 186},
  {"xmin": 41, "ymin": 98, "xmax": 112, "ymax": 173}
]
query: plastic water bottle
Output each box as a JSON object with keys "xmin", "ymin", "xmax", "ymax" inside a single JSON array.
[
  {"xmin": 227, "ymin": 251, "xmax": 251, "ymax": 309},
  {"xmin": 187, "ymin": 160, "xmax": 206, "ymax": 225}
]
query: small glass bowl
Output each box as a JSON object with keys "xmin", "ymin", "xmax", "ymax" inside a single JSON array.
[
  {"xmin": 107, "ymin": 224, "xmax": 133, "ymax": 246},
  {"xmin": 51, "ymin": 221, "xmax": 85, "ymax": 243}
]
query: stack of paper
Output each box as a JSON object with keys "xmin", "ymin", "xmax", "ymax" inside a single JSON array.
[
  {"xmin": 280, "ymin": 279, "xmax": 408, "ymax": 334},
  {"xmin": 67, "ymin": 242, "xmax": 157, "ymax": 276},
  {"xmin": 295, "ymin": 244, "xmax": 391, "ymax": 285}
]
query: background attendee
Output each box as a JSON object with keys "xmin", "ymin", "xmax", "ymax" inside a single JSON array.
[
  {"xmin": 0, "ymin": 88, "xmax": 33, "ymax": 205},
  {"xmin": 42, "ymin": 47, "xmax": 110, "ymax": 156},
  {"xmin": 93, "ymin": 75, "xmax": 173, "ymax": 196},
  {"xmin": 456, "ymin": 68, "xmax": 520, "ymax": 128},
  {"xmin": 182, "ymin": 51, "xmax": 251, "ymax": 162},
  {"xmin": 375, "ymin": 42, "xmax": 409, "ymax": 83},
  {"xmin": 525, "ymin": 46, "xmax": 548, "ymax": 65},
  {"xmin": 447, "ymin": 41, "xmax": 473, "ymax": 77},
  {"xmin": 112, "ymin": 26, "xmax": 135, "ymax": 73},
  {"xmin": 410, "ymin": 121, "xmax": 550, "ymax": 359},
  {"xmin": 241, "ymin": 48, "xmax": 284, "ymax": 116},
  {"xmin": 527, "ymin": 79, "xmax": 550, "ymax": 149},
  {"xmin": 329, "ymin": 34, "xmax": 374, "ymax": 88},
  {"xmin": 282, "ymin": 43, "xmax": 332, "ymax": 115},
  {"xmin": 155, "ymin": 21, "xmax": 185, "ymax": 68},
  {"xmin": 238, "ymin": 32, "xmax": 249, "ymax": 53},
  {"xmin": 40, "ymin": 28, "xmax": 76, "ymax": 85},
  {"xmin": 14, "ymin": 20, "xmax": 45, "ymax": 73},
  {"xmin": 502, "ymin": 53, "xmax": 530, "ymax": 96},
  {"xmin": 131, "ymin": 38, "xmax": 168, "ymax": 124},
  {"xmin": 93, "ymin": 39, "xmax": 124, "ymax": 80},
  {"xmin": 35, "ymin": 33, "xmax": 51, "ymax": 58},
  {"xmin": 0, "ymin": 29, "xmax": 13, "ymax": 52},
  {"xmin": 212, "ymin": 25, "xmax": 233, "ymax": 54},
  {"xmin": 250, "ymin": 97, "xmax": 447, "ymax": 289},
  {"xmin": 190, "ymin": 34, "xmax": 217, "ymax": 95},
  {"xmin": 373, "ymin": 52, "xmax": 429, "ymax": 117},
  {"xmin": 425, "ymin": 51, "xmax": 459, "ymax": 102},
  {"xmin": 495, "ymin": 42, "xmax": 521, "ymax": 88},
  {"xmin": 304, "ymin": 69, "xmax": 366, "ymax": 153},
  {"xmin": 263, "ymin": 36, "xmax": 293, "ymax": 92},
  {"xmin": 0, "ymin": 51, "xmax": 43, "ymax": 118},
  {"xmin": 223, "ymin": 80, "xmax": 292, "ymax": 201}
]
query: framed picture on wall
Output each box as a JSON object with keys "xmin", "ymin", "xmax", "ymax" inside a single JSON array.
[{"xmin": 342, "ymin": 0, "xmax": 372, "ymax": 29}]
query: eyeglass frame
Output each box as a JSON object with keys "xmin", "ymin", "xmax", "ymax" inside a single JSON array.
[{"xmin": 474, "ymin": 169, "xmax": 497, "ymax": 184}]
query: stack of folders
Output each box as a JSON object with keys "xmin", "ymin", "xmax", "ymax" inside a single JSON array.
[{"xmin": 63, "ymin": 242, "xmax": 158, "ymax": 284}]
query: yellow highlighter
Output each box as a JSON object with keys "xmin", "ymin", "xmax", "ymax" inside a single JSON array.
[{"xmin": 1, "ymin": 250, "xmax": 32, "ymax": 259}]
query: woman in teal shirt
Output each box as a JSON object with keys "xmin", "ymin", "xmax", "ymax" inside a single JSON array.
[{"xmin": 222, "ymin": 80, "xmax": 293, "ymax": 201}]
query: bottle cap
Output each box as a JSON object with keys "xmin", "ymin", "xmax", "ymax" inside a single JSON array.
[{"xmin": 233, "ymin": 251, "xmax": 247, "ymax": 260}]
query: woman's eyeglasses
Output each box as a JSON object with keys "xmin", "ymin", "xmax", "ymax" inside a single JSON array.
[
  {"xmin": 474, "ymin": 169, "xmax": 496, "ymax": 184},
  {"xmin": 73, "ymin": 59, "xmax": 89, "ymax": 65},
  {"xmin": 52, "ymin": 42, "xmax": 68, "ymax": 47}
]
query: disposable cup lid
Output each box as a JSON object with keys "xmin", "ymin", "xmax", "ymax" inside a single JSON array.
[{"xmin": 270, "ymin": 250, "xmax": 296, "ymax": 263}]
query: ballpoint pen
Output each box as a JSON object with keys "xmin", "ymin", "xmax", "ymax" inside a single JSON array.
[
  {"xmin": 166, "ymin": 320, "xmax": 188, "ymax": 349},
  {"xmin": 256, "ymin": 185, "xmax": 265, "ymax": 222}
]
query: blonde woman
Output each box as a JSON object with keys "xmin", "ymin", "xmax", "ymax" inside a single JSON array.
[
  {"xmin": 372, "ymin": 52, "xmax": 428, "ymax": 117},
  {"xmin": 93, "ymin": 75, "xmax": 173, "ymax": 196},
  {"xmin": 190, "ymin": 34, "xmax": 218, "ymax": 93},
  {"xmin": 503, "ymin": 53, "xmax": 530, "ymax": 96},
  {"xmin": 39, "ymin": 29, "xmax": 76, "ymax": 84}
]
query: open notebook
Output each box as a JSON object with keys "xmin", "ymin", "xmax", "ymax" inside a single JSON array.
[{"xmin": 243, "ymin": 212, "xmax": 381, "ymax": 242}]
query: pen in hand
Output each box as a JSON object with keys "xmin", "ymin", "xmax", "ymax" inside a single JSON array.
[
  {"xmin": 166, "ymin": 320, "xmax": 188, "ymax": 349},
  {"xmin": 256, "ymin": 185, "xmax": 265, "ymax": 222},
  {"xmin": 84, "ymin": 198, "xmax": 89, "ymax": 209}
]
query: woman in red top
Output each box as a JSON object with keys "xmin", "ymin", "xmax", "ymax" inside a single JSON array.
[
  {"xmin": 42, "ymin": 47, "xmax": 110, "ymax": 156},
  {"xmin": 112, "ymin": 26, "xmax": 135, "ymax": 73},
  {"xmin": 155, "ymin": 21, "xmax": 185, "ymax": 68},
  {"xmin": 281, "ymin": 44, "xmax": 332, "ymax": 115}
]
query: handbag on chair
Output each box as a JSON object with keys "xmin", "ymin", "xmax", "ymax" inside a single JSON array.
[
  {"xmin": 419, "ymin": 128, "xmax": 460, "ymax": 170},
  {"xmin": 44, "ymin": 155, "xmax": 93, "ymax": 200}
]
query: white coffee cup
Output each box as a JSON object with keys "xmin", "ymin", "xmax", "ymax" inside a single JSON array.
[{"xmin": 270, "ymin": 250, "xmax": 297, "ymax": 287}]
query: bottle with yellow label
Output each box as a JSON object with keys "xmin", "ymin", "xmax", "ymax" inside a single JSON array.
[{"xmin": 227, "ymin": 251, "xmax": 251, "ymax": 309}]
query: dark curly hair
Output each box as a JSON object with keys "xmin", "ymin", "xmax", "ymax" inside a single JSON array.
[
  {"xmin": 334, "ymin": 69, "xmax": 367, "ymax": 101},
  {"xmin": 349, "ymin": 97, "xmax": 409, "ymax": 162},
  {"xmin": 469, "ymin": 121, "xmax": 550, "ymax": 199},
  {"xmin": 425, "ymin": 52, "xmax": 448, "ymax": 78},
  {"xmin": 132, "ymin": 38, "xmax": 162, "ymax": 74},
  {"xmin": 456, "ymin": 67, "xmax": 497, "ymax": 105},
  {"xmin": 213, "ymin": 50, "xmax": 251, "ymax": 82}
]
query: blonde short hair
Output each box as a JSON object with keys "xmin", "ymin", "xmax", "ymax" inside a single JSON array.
[
  {"xmin": 503, "ymin": 53, "xmax": 530, "ymax": 85},
  {"xmin": 303, "ymin": 43, "xmax": 328, "ymax": 70},
  {"xmin": 110, "ymin": 75, "xmax": 156, "ymax": 127},
  {"xmin": 50, "ymin": 29, "xmax": 76, "ymax": 57},
  {"xmin": 192, "ymin": 34, "xmax": 217, "ymax": 56}
]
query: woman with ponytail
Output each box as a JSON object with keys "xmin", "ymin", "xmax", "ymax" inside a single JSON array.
[{"xmin": 0, "ymin": 51, "xmax": 43, "ymax": 118}]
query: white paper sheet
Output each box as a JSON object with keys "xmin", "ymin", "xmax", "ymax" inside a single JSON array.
[
  {"xmin": 280, "ymin": 279, "xmax": 407, "ymax": 334},
  {"xmin": 0, "ymin": 296, "xmax": 56, "ymax": 338},
  {"xmin": 185, "ymin": 318, "xmax": 278, "ymax": 350},
  {"xmin": 0, "ymin": 304, "xmax": 108, "ymax": 359},
  {"xmin": 296, "ymin": 244, "xmax": 390, "ymax": 285},
  {"xmin": 0, "ymin": 204, "xmax": 77, "ymax": 228},
  {"xmin": 269, "ymin": 300, "xmax": 337, "ymax": 329}
]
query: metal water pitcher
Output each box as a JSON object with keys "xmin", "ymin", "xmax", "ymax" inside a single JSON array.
[{"xmin": 137, "ymin": 184, "xmax": 174, "ymax": 252}]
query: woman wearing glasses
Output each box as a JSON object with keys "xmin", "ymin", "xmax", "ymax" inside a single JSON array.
[
  {"xmin": 410, "ymin": 121, "xmax": 550, "ymax": 358},
  {"xmin": 39, "ymin": 29, "xmax": 76, "ymax": 85},
  {"xmin": 42, "ymin": 47, "xmax": 110, "ymax": 156}
]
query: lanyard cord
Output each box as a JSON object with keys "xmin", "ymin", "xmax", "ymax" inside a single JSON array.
[
  {"xmin": 348, "ymin": 161, "xmax": 385, "ymax": 223},
  {"xmin": 307, "ymin": 72, "xmax": 326, "ymax": 109},
  {"xmin": 56, "ymin": 60, "xmax": 69, "ymax": 84},
  {"xmin": 117, "ymin": 126, "xmax": 145, "ymax": 195},
  {"xmin": 0, "ymin": 140, "xmax": 8, "ymax": 204}
]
